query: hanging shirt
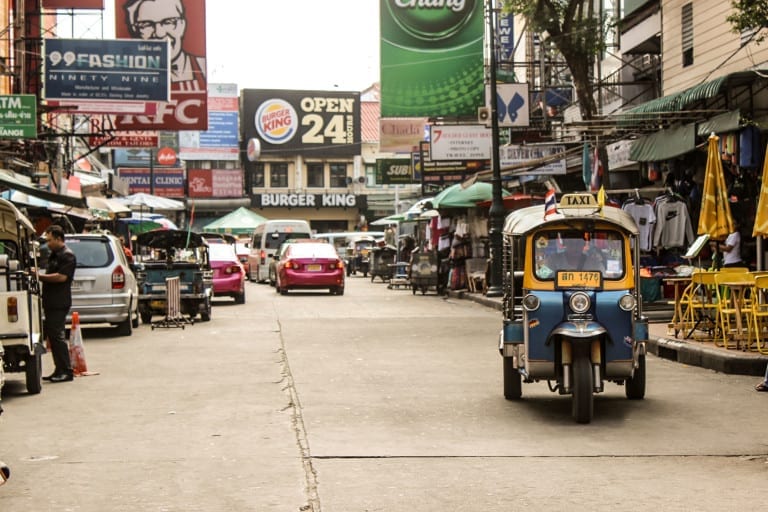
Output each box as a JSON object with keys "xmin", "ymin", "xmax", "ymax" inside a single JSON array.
[
  {"xmin": 622, "ymin": 202, "xmax": 656, "ymax": 252},
  {"xmin": 653, "ymin": 199, "xmax": 694, "ymax": 249}
]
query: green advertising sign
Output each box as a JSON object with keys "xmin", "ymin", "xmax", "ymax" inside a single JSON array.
[
  {"xmin": 0, "ymin": 95, "xmax": 37, "ymax": 138},
  {"xmin": 376, "ymin": 158, "xmax": 415, "ymax": 185},
  {"xmin": 380, "ymin": 0, "xmax": 485, "ymax": 118}
]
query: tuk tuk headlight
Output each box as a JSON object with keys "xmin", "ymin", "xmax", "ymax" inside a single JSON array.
[
  {"xmin": 522, "ymin": 293, "xmax": 540, "ymax": 311},
  {"xmin": 569, "ymin": 292, "xmax": 591, "ymax": 313},
  {"xmin": 619, "ymin": 293, "xmax": 637, "ymax": 311}
]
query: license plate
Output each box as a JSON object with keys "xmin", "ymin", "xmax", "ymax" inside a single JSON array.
[
  {"xmin": 555, "ymin": 271, "xmax": 602, "ymax": 289},
  {"xmin": 71, "ymin": 282, "xmax": 83, "ymax": 291},
  {"xmin": 150, "ymin": 300, "xmax": 166, "ymax": 309},
  {"xmin": 307, "ymin": 264, "xmax": 322, "ymax": 272}
]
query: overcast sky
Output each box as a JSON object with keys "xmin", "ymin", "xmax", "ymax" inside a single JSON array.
[{"xmin": 59, "ymin": 1, "xmax": 381, "ymax": 92}]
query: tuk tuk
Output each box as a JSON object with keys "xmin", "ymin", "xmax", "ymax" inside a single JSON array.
[
  {"xmin": 0, "ymin": 198, "xmax": 43, "ymax": 394},
  {"xmin": 498, "ymin": 193, "xmax": 647, "ymax": 423},
  {"xmin": 345, "ymin": 235, "xmax": 376, "ymax": 277},
  {"xmin": 370, "ymin": 244, "xmax": 397, "ymax": 282},
  {"xmin": 134, "ymin": 230, "xmax": 213, "ymax": 324}
]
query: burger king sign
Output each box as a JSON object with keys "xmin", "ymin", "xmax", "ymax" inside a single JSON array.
[{"xmin": 241, "ymin": 89, "xmax": 360, "ymax": 157}]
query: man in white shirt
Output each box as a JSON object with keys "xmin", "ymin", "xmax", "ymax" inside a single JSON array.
[{"xmin": 719, "ymin": 220, "xmax": 742, "ymax": 268}]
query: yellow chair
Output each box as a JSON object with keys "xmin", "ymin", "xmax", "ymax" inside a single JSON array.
[
  {"xmin": 751, "ymin": 275, "xmax": 768, "ymax": 355},
  {"xmin": 714, "ymin": 272, "xmax": 755, "ymax": 350},
  {"xmin": 681, "ymin": 270, "xmax": 718, "ymax": 340}
]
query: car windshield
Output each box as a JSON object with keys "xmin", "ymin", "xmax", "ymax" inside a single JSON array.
[
  {"xmin": 208, "ymin": 243, "xmax": 237, "ymax": 261},
  {"xmin": 287, "ymin": 243, "xmax": 337, "ymax": 259},
  {"xmin": 533, "ymin": 229, "xmax": 625, "ymax": 280},
  {"xmin": 67, "ymin": 238, "xmax": 112, "ymax": 268}
]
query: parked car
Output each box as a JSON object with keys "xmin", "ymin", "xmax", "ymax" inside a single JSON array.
[
  {"xmin": 275, "ymin": 242, "xmax": 345, "ymax": 295},
  {"xmin": 208, "ymin": 242, "xmax": 246, "ymax": 304},
  {"xmin": 65, "ymin": 232, "xmax": 140, "ymax": 336}
]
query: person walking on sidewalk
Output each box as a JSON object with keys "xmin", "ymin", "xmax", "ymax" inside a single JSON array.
[
  {"xmin": 32, "ymin": 225, "xmax": 77, "ymax": 383},
  {"xmin": 756, "ymin": 363, "xmax": 768, "ymax": 392}
]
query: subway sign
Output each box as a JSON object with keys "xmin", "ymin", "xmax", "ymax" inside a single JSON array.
[
  {"xmin": 376, "ymin": 158, "xmax": 415, "ymax": 185},
  {"xmin": 241, "ymin": 89, "xmax": 361, "ymax": 157}
]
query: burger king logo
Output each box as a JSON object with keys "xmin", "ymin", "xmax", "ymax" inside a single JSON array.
[{"xmin": 255, "ymin": 99, "xmax": 298, "ymax": 145}]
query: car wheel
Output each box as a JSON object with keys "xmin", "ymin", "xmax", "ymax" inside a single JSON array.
[
  {"xmin": 115, "ymin": 315, "xmax": 132, "ymax": 337},
  {"xmin": 269, "ymin": 269, "xmax": 276, "ymax": 287},
  {"xmin": 131, "ymin": 309, "xmax": 140, "ymax": 328},
  {"xmin": 337, "ymin": 287, "xmax": 344, "ymax": 296},
  {"xmin": 201, "ymin": 299, "xmax": 212, "ymax": 322},
  {"xmin": 234, "ymin": 290, "xmax": 246, "ymax": 304},
  {"xmin": 279, "ymin": 287, "xmax": 288, "ymax": 295},
  {"xmin": 140, "ymin": 311, "xmax": 152, "ymax": 324},
  {"xmin": 25, "ymin": 343, "xmax": 43, "ymax": 394}
]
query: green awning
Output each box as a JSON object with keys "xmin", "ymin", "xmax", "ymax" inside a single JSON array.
[
  {"xmin": 677, "ymin": 76, "xmax": 727, "ymax": 106},
  {"xmin": 629, "ymin": 123, "xmax": 696, "ymax": 162},
  {"xmin": 696, "ymin": 110, "xmax": 741, "ymax": 136}
]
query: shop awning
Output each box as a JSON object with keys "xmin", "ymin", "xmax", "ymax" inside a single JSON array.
[
  {"xmin": 629, "ymin": 123, "xmax": 696, "ymax": 162},
  {"xmin": 0, "ymin": 169, "xmax": 86, "ymax": 208},
  {"xmin": 696, "ymin": 110, "xmax": 741, "ymax": 136}
]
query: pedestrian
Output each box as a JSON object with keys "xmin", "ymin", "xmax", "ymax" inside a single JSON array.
[
  {"xmin": 119, "ymin": 235, "xmax": 134, "ymax": 264},
  {"xmin": 718, "ymin": 219, "xmax": 743, "ymax": 268},
  {"xmin": 32, "ymin": 225, "xmax": 77, "ymax": 383},
  {"xmin": 756, "ymin": 363, "xmax": 768, "ymax": 392}
]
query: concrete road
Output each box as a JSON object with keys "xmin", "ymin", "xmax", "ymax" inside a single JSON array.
[{"xmin": 1, "ymin": 276, "xmax": 767, "ymax": 511}]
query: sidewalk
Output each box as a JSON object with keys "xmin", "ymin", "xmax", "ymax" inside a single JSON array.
[{"xmin": 449, "ymin": 289, "xmax": 768, "ymax": 376}]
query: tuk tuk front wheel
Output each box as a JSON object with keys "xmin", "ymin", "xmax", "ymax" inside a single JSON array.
[
  {"xmin": 503, "ymin": 357, "xmax": 522, "ymax": 400},
  {"xmin": 25, "ymin": 344, "xmax": 43, "ymax": 395},
  {"xmin": 572, "ymin": 355, "xmax": 594, "ymax": 424},
  {"xmin": 625, "ymin": 353, "xmax": 646, "ymax": 400}
]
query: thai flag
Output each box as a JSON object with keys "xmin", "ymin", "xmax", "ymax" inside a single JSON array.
[{"xmin": 544, "ymin": 188, "xmax": 557, "ymax": 218}]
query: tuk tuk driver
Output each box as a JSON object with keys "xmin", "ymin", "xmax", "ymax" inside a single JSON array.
[{"xmin": 536, "ymin": 234, "xmax": 604, "ymax": 278}]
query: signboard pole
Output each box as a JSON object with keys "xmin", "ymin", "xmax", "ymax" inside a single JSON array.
[{"xmin": 487, "ymin": 0, "xmax": 504, "ymax": 298}]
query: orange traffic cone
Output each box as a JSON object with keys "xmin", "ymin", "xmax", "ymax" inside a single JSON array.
[{"xmin": 68, "ymin": 312, "xmax": 98, "ymax": 376}]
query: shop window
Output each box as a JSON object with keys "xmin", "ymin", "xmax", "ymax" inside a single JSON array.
[
  {"xmin": 247, "ymin": 162, "xmax": 265, "ymax": 191},
  {"xmin": 306, "ymin": 162, "xmax": 324, "ymax": 188},
  {"xmin": 270, "ymin": 162, "xmax": 288, "ymax": 188},
  {"xmin": 329, "ymin": 163, "xmax": 348, "ymax": 188},
  {"xmin": 681, "ymin": 3, "xmax": 693, "ymax": 67}
]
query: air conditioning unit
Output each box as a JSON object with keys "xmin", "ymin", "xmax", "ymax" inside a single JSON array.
[{"xmin": 477, "ymin": 106, "xmax": 490, "ymax": 124}]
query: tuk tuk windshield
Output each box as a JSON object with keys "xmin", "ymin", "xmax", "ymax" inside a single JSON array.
[{"xmin": 533, "ymin": 229, "xmax": 625, "ymax": 280}]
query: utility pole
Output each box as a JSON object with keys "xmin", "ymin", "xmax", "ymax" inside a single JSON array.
[{"xmin": 486, "ymin": 0, "xmax": 504, "ymax": 298}]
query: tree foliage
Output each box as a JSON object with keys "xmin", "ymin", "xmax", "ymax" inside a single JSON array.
[
  {"xmin": 726, "ymin": 0, "xmax": 768, "ymax": 44},
  {"xmin": 501, "ymin": 0, "xmax": 611, "ymax": 121}
]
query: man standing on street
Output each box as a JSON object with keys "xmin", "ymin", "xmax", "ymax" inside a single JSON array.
[{"xmin": 33, "ymin": 225, "xmax": 77, "ymax": 383}]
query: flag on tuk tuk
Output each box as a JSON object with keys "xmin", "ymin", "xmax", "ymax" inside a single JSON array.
[{"xmin": 544, "ymin": 188, "xmax": 557, "ymax": 218}]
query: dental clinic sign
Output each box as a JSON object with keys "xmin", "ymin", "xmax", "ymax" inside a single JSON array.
[
  {"xmin": 0, "ymin": 95, "xmax": 36, "ymax": 138},
  {"xmin": 253, "ymin": 193, "xmax": 361, "ymax": 208}
]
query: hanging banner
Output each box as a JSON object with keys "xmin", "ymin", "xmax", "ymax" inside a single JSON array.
[{"xmin": 380, "ymin": 0, "xmax": 484, "ymax": 117}]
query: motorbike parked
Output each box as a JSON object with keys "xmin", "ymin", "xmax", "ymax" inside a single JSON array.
[{"xmin": 498, "ymin": 192, "xmax": 647, "ymax": 423}]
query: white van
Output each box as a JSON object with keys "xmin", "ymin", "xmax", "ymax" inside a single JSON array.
[{"xmin": 247, "ymin": 219, "xmax": 312, "ymax": 282}]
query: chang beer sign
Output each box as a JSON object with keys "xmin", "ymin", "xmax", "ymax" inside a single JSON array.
[
  {"xmin": 0, "ymin": 95, "xmax": 36, "ymax": 138},
  {"xmin": 380, "ymin": 0, "xmax": 484, "ymax": 117}
]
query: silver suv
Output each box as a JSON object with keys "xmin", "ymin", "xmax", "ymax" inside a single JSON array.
[{"xmin": 65, "ymin": 232, "xmax": 139, "ymax": 336}]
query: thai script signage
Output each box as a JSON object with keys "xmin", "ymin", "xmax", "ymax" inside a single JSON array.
[{"xmin": 0, "ymin": 95, "xmax": 37, "ymax": 138}]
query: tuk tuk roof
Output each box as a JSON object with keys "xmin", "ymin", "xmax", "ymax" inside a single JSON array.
[
  {"xmin": 503, "ymin": 204, "xmax": 639, "ymax": 236},
  {"xmin": 136, "ymin": 229, "xmax": 206, "ymax": 249},
  {"xmin": 0, "ymin": 197, "xmax": 35, "ymax": 236}
]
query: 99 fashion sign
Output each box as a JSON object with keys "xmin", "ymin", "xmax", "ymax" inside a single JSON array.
[{"xmin": 241, "ymin": 89, "xmax": 360, "ymax": 157}]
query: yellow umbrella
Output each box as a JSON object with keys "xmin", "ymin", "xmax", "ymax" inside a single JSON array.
[
  {"xmin": 753, "ymin": 143, "xmax": 768, "ymax": 237},
  {"xmin": 698, "ymin": 134, "xmax": 734, "ymax": 240}
]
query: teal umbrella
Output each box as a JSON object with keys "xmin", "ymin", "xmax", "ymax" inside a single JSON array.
[
  {"xmin": 202, "ymin": 207, "xmax": 268, "ymax": 235},
  {"xmin": 431, "ymin": 182, "xmax": 509, "ymax": 209}
]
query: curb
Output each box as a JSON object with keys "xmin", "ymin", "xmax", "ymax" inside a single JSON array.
[{"xmin": 449, "ymin": 290, "xmax": 768, "ymax": 376}]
